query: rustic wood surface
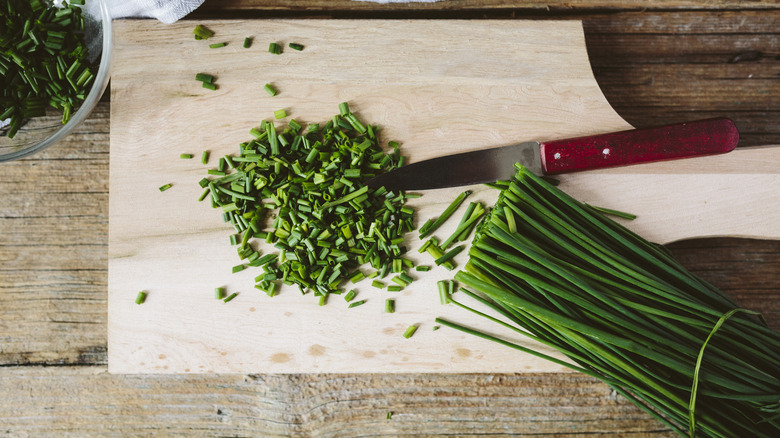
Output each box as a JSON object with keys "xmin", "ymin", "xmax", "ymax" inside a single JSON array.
[{"xmin": 1, "ymin": 2, "xmax": 779, "ymax": 436}]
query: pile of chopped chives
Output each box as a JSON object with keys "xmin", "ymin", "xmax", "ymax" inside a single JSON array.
[
  {"xmin": 440, "ymin": 164, "xmax": 780, "ymax": 437},
  {"xmin": 199, "ymin": 103, "xmax": 418, "ymax": 301},
  {"xmin": 0, "ymin": 0, "xmax": 95, "ymax": 138}
]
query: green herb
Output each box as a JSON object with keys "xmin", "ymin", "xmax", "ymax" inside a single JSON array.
[
  {"xmin": 231, "ymin": 264, "xmax": 245, "ymax": 273},
  {"xmin": 402, "ymin": 325, "xmax": 418, "ymax": 339},
  {"xmin": 387, "ymin": 285, "xmax": 403, "ymax": 292},
  {"xmin": 201, "ymin": 151, "xmax": 210, "ymax": 165},
  {"xmin": 215, "ymin": 287, "xmax": 225, "ymax": 300},
  {"xmin": 415, "ymin": 266, "xmax": 431, "ymax": 272},
  {"xmin": 288, "ymin": 42, "xmax": 304, "ymax": 51},
  {"xmin": 588, "ymin": 204, "xmax": 637, "ymax": 221},
  {"xmin": 192, "ymin": 25, "xmax": 214, "ymax": 40},
  {"xmin": 273, "ymin": 109, "xmax": 287, "ymax": 119},
  {"xmin": 372, "ymin": 280, "xmax": 385, "ymax": 289},
  {"xmin": 348, "ymin": 299, "xmax": 366, "ymax": 308},
  {"xmin": 243, "ymin": 37, "xmax": 253, "ymax": 49},
  {"xmin": 223, "ymin": 292, "xmax": 238, "ymax": 303},
  {"xmin": 386, "ymin": 411, "xmax": 393, "ymax": 420},
  {"xmin": 264, "ymin": 83, "xmax": 277, "ymax": 96},
  {"xmin": 268, "ymin": 42, "xmax": 282, "ymax": 54},
  {"xmin": 419, "ymin": 190, "xmax": 471, "ymax": 238},
  {"xmin": 135, "ymin": 291, "xmax": 147, "ymax": 305},
  {"xmin": 195, "ymin": 73, "xmax": 215, "ymax": 83},
  {"xmin": 180, "ymin": 153, "xmax": 193, "ymax": 159},
  {"xmin": 0, "ymin": 0, "xmax": 97, "ymax": 137},
  {"xmin": 199, "ymin": 104, "xmax": 413, "ymax": 302},
  {"xmin": 434, "ymin": 244, "xmax": 464, "ymax": 266},
  {"xmin": 385, "ymin": 299, "xmax": 395, "ymax": 313},
  {"xmin": 344, "ymin": 289, "xmax": 357, "ymax": 302},
  {"xmin": 209, "ymin": 42, "xmax": 227, "ymax": 49},
  {"xmin": 442, "ymin": 164, "xmax": 780, "ymax": 438},
  {"xmin": 159, "ymin": 183, "xmax": 172, "ymax": 192},
  {"xmin": 437, "ymin": 280, "xmax": 450, "ymax": 305},
  {"xmin": 202, "ymin": 82, "xmax": 217, "ymax": 91}
]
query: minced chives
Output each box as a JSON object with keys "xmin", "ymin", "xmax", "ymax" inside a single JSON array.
[
  {"xmin": 201, "ymin": 150, "xmax": 210, "ymax": 164},
  {"xmin": 348, "ymin": 299, "xmax": 366, "ymax": 308},
  {"xmin": 372, "ymin": 280, "xmax": 385, "ymax": 289},
  {"xmin": 135, "ymin": 291, "xmax": 147, "ymax": 305},
  {"xmin": 402, "ymin": 325, "xmax": 418, "ymax": 339},
  {"xmin": 243, "ymin": 37, "xmax": 252, "ymax": 48},
  {"xmin": 268, "ymin": 42, "xmax": 282, "ymax": 54},
  {"xmin": 385, "ymin": 299, "xmax": 395, "ymax": 313},
  {"xmin": 415, "ymin": 266, "xmax": 431, "ymax": 272},
  {"xmin": 387, "ymin": 285, "xmax": 403, "ymax": 292},
  {"xmin": 274, "ymin": 109, "xmax": 287, "ymax": 119},
  {"xmin": 318, "ymin": 294, "xmax": 327, "ymax": 306},
  {"xmin": 344, "ymin": 289, "xmax": 357, "ymax": 302},
  {"xmin": 192, "ymin": 25, "xmax": 214, "ymax": 40},
  {"xmin": 202, "ymin": 82, "xmax": 217, "ymax": 91},
  {"xmin": 215, "ymin": 287, "xmax": 225, "ymax": 299},
  {"xmin": 232, "ymin": 264, "xmax": 245, "ymax": 273},
  {"xmin": 288, "ymin": 42, "xmax": 304, "ymax": 51},
  {"xmin": 180, "ymin": 153, "xmax": 193, "ymax": 159},
  {"xmin": 159, "ymin": 183, "xmax": 172, "ymax": 192},
  {"xmin": 209, "ymin": 42, "xmax": 227, "ymax": 49},
  {"xmin": 264, "ymin": 83, "xmax": 277, "ymax": 96},
  {"xmin": 438, "ymin": 280, "xmax": 450, "ymax": 304},
  {"xmin": 419, "ymin": 190, "xmax": 471, "ymax": 238},
  {"xmin": 223, "ymin": 292, "xmax": 238, "ymax": 303}
]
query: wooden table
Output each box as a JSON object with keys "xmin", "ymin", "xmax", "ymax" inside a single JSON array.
[{"xmin": 2, "ymin": 1, "xmax": 778, "ymax": 435}]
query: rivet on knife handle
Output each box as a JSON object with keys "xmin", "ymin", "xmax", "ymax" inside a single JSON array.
[{"xmin": 539, "ymin": 118, "xmax": 739, "ymax": 175}]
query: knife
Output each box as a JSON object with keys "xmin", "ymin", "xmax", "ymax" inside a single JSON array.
[{"xmin": 366, "ymin": 118, "xmax": 739, "ymax": 191}]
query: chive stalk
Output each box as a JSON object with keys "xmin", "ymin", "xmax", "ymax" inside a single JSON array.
[
  {"xmin": 402, "ymin": 325, "xmax": 418, "ymax": 339},
  {"xmin": 135, "ymin": 291, "xmax": 147, "ymax": 305}
]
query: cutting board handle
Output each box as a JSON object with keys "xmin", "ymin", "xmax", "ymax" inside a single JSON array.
[{"xmin": 539, "ymin": 118, "xmax": 739, "ymax": 175}]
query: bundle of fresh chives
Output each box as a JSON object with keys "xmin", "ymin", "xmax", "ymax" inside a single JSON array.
[
  {"xmin": 0, "ymin": 0, "xmax": 95, "ymax": 137},
  {"xmin": 200, "ymin": 103, "xmax": 417, "ymax": 300},
  {"xmin": 442, "ymin": 164, "xmax": 780, "ymax": 437}
]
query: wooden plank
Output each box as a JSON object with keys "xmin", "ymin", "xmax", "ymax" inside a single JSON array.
[
  {"xmin": 109, "ymin": 18, "xmax": 780, "ymax": 374},
  {"xmin": 0, "ymin": 367, "xmax": 676, "ymax": 437},
  {"xmin": 199, "ymin": 0, "xmax": 780, "ymax": 12}
]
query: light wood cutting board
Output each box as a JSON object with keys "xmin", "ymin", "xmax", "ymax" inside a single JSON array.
[{"xmin": 109, "ymin": 19, "xmax": 780, "ymax": 374}]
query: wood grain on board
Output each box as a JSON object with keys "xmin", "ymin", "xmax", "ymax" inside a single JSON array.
[{"xmin": 109, "ymin": 19, "xmax": 778, "ymax": 374}]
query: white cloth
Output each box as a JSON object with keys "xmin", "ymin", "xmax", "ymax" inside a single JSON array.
[{"xmin": 87, "ymin": 0, "xmax": 205, "ymax": 24}]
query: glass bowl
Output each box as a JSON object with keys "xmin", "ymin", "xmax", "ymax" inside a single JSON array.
[{"xmin": 0, "ymin": 0, "xmax": 112, "ymax": 162}]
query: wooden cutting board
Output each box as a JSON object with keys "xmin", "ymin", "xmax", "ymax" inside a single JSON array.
[{"xmin": 109, "ymin": 19, "xmax": 780, "ymax": 374}]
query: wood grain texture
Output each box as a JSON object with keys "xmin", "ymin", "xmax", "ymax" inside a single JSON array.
[{"xmin": 1, "ymin": 5, "xmax": 778, "ymax": 437}]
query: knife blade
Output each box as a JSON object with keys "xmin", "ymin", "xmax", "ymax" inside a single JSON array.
[{"xmin": 366, "ymin": 118, "xmax": 739, "ymax": 191}]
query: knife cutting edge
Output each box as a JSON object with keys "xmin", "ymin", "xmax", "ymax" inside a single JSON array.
[{"xmin": 365, "ymin": 118, "xmax": 739, "ymax": 191}]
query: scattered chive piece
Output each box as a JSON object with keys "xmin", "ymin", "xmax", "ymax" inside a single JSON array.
[
  {"xmin": 419, "ymin": 190, "xmax": 472, "ymax": 238},
  {"xmin": 387, "ymin": 285, "xmax": 403, "ymax": 292},
  {"xmin": 438, "ymin": 280, "xmax": 450, "ymax": 305},
  {"xmin": 274, "ymin": 109, "xmax": 287, "ymax": 119},
  {"xmin": 223, "ymin": 292, "xmax": 238, "ymax": 303},
  {"xmin": 318, "ymin": 294, "xmax": 327, "ymax": 306},
  {"xmin": 432, "ymin": 325, "xmax": 440, "ymax": 331},
  {"xmin": 348, "ymin": 299, "xmax": 366, "ymax": 308},
  {"xmin": 243, "ymin": 37, "xmax": 252, "ymax": 48},
  {"xmin": 202, "ymin": 82, "xmax": 217, "ymax": 91},
  {"xmin": 193, "ymin": 25, "xmax": 214, "ymax": 40},
  {"xmin": 215, "ymin": 287, "xmax": 225, "ymax": 300},
  {"xmin": 415, "ymin": 266, "xmax": 431, "ymax": 272},
  {"xmin": 232, "ymin": 264, "xmax": 246, "ymax": 273},
  {"xmin": 435, "ymin": 245, "xmax": 465, "ymax": 266},
  {"xmin": 135, "ymin": 291, "xmax": 147, "ymax": 305},
  {"xmin": 201, "ymin": 150, "xmax": 210, "ymax": 165},
  {"xmin": 402, "ymin": 325, "xmax": 418, "ymax": 339},
  {"xmin": 268, "ymin": 42, "xmax": 282, "ymax": 54},
  {"xmin": 288, "ymin": 42, "xmax": 304, "ymax": 51},
  {"xmin": 385, "ymin": 299, "xmax": 395, "ymax": 313},
  {"xmin": 344, "ymin": 289, "xmax": 357, "ymax": 302},
  {"xmin": 209, "ymin": 42, "xmax": 227, "ymax": 49},
  {"xmin": 180, "ymin": 153, "xmax": 193, "ymax": 159},
  {"xmin": 159, "ymin": 183, "xmax": 172, "ymax": 192},
  {"xmin": 264, "ymin": 83, "xmax": 277, "ymax": 96},
  {"xmin": 372, "ymin": 280, "xmax": 385, "ymax": 289},
  {"xmin": 195, "ymin": 73, "xmax": 215, "ymax": 83}
]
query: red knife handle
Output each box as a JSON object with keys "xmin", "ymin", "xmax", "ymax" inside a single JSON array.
[{"xmin": 539, "ymin": 118, "xmax": 739, "ymax": 175}]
